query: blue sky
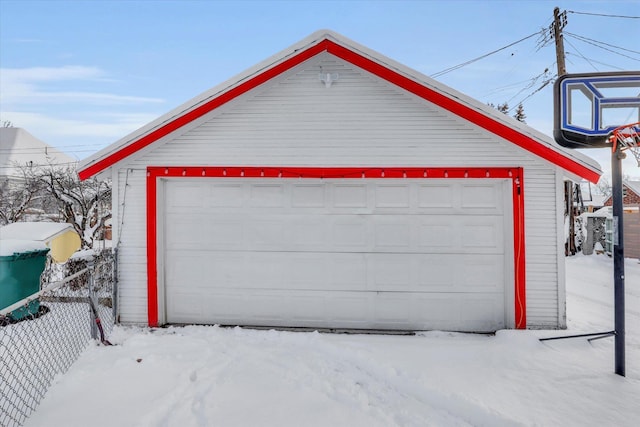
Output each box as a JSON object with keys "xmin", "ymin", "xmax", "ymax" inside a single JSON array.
[{"xmin": 1, "ymin": 0, "xmax": 639, "ymax": 178}]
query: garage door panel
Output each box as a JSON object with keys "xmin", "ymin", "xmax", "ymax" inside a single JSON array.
[
  {"xmin": 166, "ymin": 213, "xmax": 504, "ymax": 254},
  {"xmin": 248, "ymin": 184, "xmax": 285, "ymax": 207},
  {"xmin": 291, "ymin": 184, "xmax": 326, "ymax": 207},
  {"xmin": 168, "ymin": 251, "xmax": 504, "ymax": 294},
  {"xmin": 167, "ymin": 254, "xmax": 206, "ymax": 285},
  {"xmin": 209, "ymin": 221, "xmax": 245, "ymax": 248},
  {"xmin": 373, "ymin": 222, "xmax": 411, "ymax": 248},
  {"xmin": 459, "ymin": 295, "xmax": 505, "ymax": 331},
  {"xmin": 166, "ymin": 289, "xmax": 504, "ymax": 331},
  {"xmin": 166, "ymin": 215, "xmax": 211, "ymax": 248},
  {"xmin": 208, "ymin": 184, "xmax": 244, "ymax": 207},
  {"xmin": 408, "ymin": 293, "xmax": 503, "ymax": 332},
  {"xmin": 417, "ymin": 216, "xmax": 504, "ymax": 252},
  {"xmin": 375, "ymin": 184, "xmax": 411, "ymax": 208},
  {"xmin": 457, "ymin": 257, "xmax": 505, "ymax": 290},
  {"xmin": 332, "ymin": 221, "xmax": 368, "ymax": 248},
  {"xmin": 329, "ymin": 296, "xmax": 370, "ymax": 323},
  {"xmin": 374, "ymin": 294, "xmax": 412, "ymax": 323},
  {"xmin": 333, "ymin": 184, "xmax": 368, "ymax": 208},
  {"xmin": 166, "ymin": 213, "xmax": 504, "ymax": 253},
  {"xmin": 246, "ymin": 220, "xmax": 286, "ymax": 249},
  {"xmin": 372, "ymin": 254, "xmax": 505, "ymax": 292},
  {"xmin": 418, "ymin": 184, "xmax": 454, "ymax": 208},
  {"xmin": 461, "ymin": 183, "xmax": 504, "ymax": 212},
  {"xmin": 163, "ymin": 178, "xmax": 510, "ymax": 331},
  {"xmin": 165, "ymin": 182, "xmax": 206, "ymax": 209},
  {"xmin": 287, "ymin": 219, "xmax": 329, "ymax": 247},
  {"xmin": 462, "ymin": 222, "xmax": 501, "ymax": 249}
]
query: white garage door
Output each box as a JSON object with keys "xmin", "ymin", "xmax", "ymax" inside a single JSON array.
[{"xmin": 162, "ymin": 178, "xmax": 511, "ymax": 331}]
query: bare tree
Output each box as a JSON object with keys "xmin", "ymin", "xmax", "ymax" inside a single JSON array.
[
  {"xmin": 24, "ymin": 165, "xmax": 112, "ymax": 248},
  {"xmin": 0, "ymin": 171, "xmax": 42, "ymax": 225},
  {"xmin": 595, "ymin": 176, "xmax": 612, "ymax": 198},
  {"xmin": 1, "ymin": 163, "xmax": 111, "ymax": 247}
]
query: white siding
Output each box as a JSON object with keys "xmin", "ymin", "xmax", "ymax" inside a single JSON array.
[
  {"xmin": 115, "ymin": 168, "xmax": 148, "ymax": 324},
  {"xmin": 113, "ymin": 53, "xmax": 563, "ymax": 328},
  {"xmin": 523, "ymin": 168, "xmax": 561, "ymax": 328}
]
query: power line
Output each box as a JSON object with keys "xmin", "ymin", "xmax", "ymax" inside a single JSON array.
[
  {"xmin": 430, "ymin": 31, "xmax": 541, "ymax": 78},
  {"xmin": 507, "ymin": 75, "xmax": 556, "ymax": 114},
  {"xmin": 0, "ymin": 148, "xmax": 96, "ymax": 154},
  {"xmin": 505, "ymin": 68, "xmax": 553, "ymax": 106},
  {"xmin": 564, "ymin": 53, "xmax": 628, "ymax": 71},
  {"xmin": 482, "ymin": 77, "xmax": 545, "ymax": 97},
  {"xmin": 565, "ymin": 31, "xmax": 640, "ymax": 56},
  {"xmin": 565, "ymin": 33, "xmax": 640, "ymax": 63},
  {"xmin": 564, "ymin": 38, "xmax": 600, "ymax": 72},
  {"xmin": 567, "ymin": 10, "xmax": 640, "ymax": 19},
  {"xmin": 0, "ymin": 161, "xmax": 80, "ymax": 170}
]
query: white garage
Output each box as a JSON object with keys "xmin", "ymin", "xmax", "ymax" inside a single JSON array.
[{"xmin": 79, "ymin": 30, "xmax": 601, "ymax": 331}]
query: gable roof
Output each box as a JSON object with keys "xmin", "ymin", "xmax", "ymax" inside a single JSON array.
[
  {"xmin": 78, "ymin": 29, "xmax": 602, "ymax": 183},
  {"xmin": 627, "ymin": 180, "xmax": 640, "ymax": 196},
  {"xmin": 1, "ymin": 127, "xmax": 76, "ymax": 179}
]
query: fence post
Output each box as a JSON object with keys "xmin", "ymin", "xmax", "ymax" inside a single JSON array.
[{"xmin": 88, "ymin": 258, "xmax": 97, "ymax": 341}]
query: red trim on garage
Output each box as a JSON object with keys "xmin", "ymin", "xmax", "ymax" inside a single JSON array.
[
  {"xmin": 146, "ymin": 166, "xmax": 526, "ymax": 329},
  {"xmin": 79, "ymin": 38, "xmax": 599, "ymax": 183},
  {"xmin": 146, "ymin": 170, "xmax": 159, "ymax": 325}
]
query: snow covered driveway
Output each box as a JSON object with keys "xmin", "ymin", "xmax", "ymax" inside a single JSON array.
[{"xmin": 24, "ymin": 255, "xmax": 640, "ymax": 427}]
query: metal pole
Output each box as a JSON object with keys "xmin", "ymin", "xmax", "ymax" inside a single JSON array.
[
  {"xmin": 611, "ymin": 146, "xmax": 625, "ymax": 377},
  {"xmin": 88, "ymin": 259, "xmax": 98, "ymax": 341}
]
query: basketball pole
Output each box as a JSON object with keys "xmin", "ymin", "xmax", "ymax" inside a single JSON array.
[{"xmin": 611, "ymin": 144, "xmax": 626, "ymax": 377}]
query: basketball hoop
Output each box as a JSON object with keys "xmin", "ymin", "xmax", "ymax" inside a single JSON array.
[{"xmin": 610, "ymin": 122, "xmax": 640, "ymax": 166}]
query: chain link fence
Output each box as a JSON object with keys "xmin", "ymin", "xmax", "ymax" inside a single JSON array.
[{"xmin": 0, "ymin": 249, "xmax": 116, "ymax": 427}]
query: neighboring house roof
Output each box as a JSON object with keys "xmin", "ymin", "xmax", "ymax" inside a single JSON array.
[
  {"xmin": 602, "ymin": 180, "xmax": 640, "ymax": 205},
  {"xmin": 0, "ymin": 127, "xmax": 76, "ymax": 179},
  {"xmin": 627, "ymin": 180, "xmax": 640, "ymax": 197},
  {"xmin": 583, "ymin": 193, "xmax": 607, "ymax": 207},
  {"xmin": 0, "ymin": 221, "xmax": 74, "ymax": 242},
  {"xmin": 78, "ymin": 29, "xmax": 602, "ymax": 183}
]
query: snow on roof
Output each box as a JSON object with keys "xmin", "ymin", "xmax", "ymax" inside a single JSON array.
[
  {"xmin": 0, "ymin": 222, "xmax": 74, "ymax": 242},
  {"xmin": 0, "ymin": 127, "xmax": 76, "ymax": 179},
  {"xmin": 593, "ymin": 206, "xmax": 613, "ymax": 217},
  {"xmin": 0, "ymin": 239, "xmax": 48, "ymax": 257},
  {"xmin": 582, "ymin": 194, "xmax": 606, "ymax": 207},
  {"xmin": 626, "ymin": 180, "xmax": 640, "ymax": 196}
]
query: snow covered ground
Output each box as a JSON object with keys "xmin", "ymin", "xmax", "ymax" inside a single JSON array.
[{"xmin": 24, "ymin": 254, "xmax": 640, "ymax": 427}]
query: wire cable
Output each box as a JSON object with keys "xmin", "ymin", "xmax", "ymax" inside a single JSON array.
[
  {"xmin": 430, "ymin": 31, "xmax": 541, "ymax": 78},
  {"xmin": 507, "ymin": 76, "xmax": 556, "ymax": 114},
  {"xmin": 564, "ymin": 38, "xmax": 600, "ymax": 72},
  {"xmin": 565, "ymin": 31, "xmax": 640, "ymax": 56},
  {"xmin": 565, "ymin": 53, "xmax": 628, "ymax": 71},
  {"xmin": 565, "ymin": 34, "xmax": 640, "ymax": 62},
  {"xmin": 567, "ymin": 10, "xmax": 640, "ymax": 19}
]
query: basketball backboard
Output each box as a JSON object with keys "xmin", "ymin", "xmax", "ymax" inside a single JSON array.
[{"xmin": 553, "ymin": 71, "xmax": 640, "ymax": 149}]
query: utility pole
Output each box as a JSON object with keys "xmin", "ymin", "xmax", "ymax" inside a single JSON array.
[{"xmin": 552, "ymin": 7, "xmax": 567, "ymax": 76}]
